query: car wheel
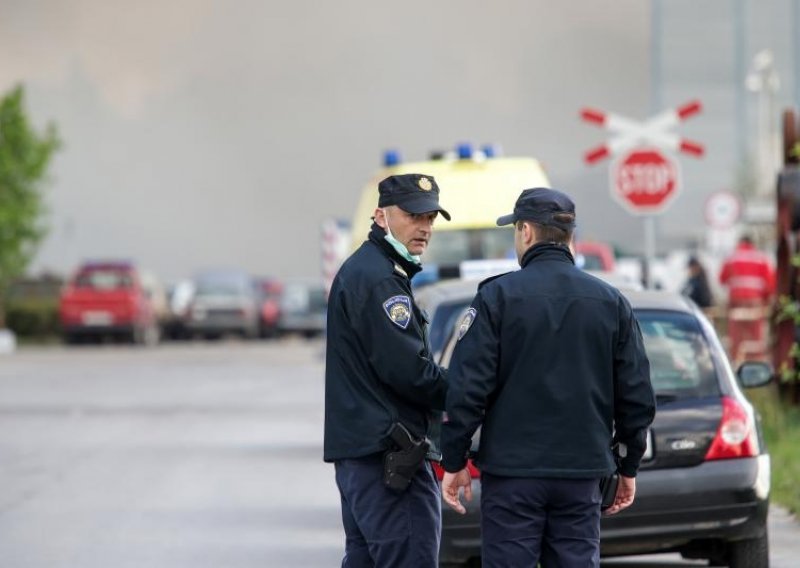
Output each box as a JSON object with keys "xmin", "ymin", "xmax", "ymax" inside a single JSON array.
[
  {"xmin": 132, "ymin": 326, "xmax": 142, "ymax": 345},
  {"xmin": 726, "ymin": 531, "xmax": 769, "ymax": 568},
  {"xmin": 143, "ymin": 324, "xmax": 160, "ymax": 346},
  {"xmin": 131, "ymin": 324, "xmax": 158, "ymax": 346},
  {"xmin": 63, "ymin": 332, "xmax": 77, "ymax": 345}
]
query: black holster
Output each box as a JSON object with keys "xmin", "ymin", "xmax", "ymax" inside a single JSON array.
[{"xmin": 383, "ymin": 422, "xmax": 430, "ymax": 492}]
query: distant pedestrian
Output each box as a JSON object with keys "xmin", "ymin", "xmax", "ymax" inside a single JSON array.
[
  {"xmin": 682, "ymin": 256, "xmax": 714, "ymax": 308},
  {"xmin": 719, "ymin": 236, "xmax": 775, "ymax": 361}
]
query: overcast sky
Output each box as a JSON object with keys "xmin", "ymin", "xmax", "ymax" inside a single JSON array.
[{"xmin": 1, "ymin": 0, "xmax": 796, "ymax": 281}]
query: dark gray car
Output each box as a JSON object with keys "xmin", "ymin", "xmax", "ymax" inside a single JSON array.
[
  {"xmin": 185, "ymin": 270, "xmax": 260, "ymax": 339},
  {"xmin": 417, "ymin": 277, "xmax": 772, "ymax": 568},
  {"xmin": 277, "ymin": 280, "xmax": 327, "ymax": 338}
]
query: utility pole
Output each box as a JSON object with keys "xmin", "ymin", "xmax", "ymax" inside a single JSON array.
[
  {"xmin": 795, "ymin": 0, "xmax": 800, "ymax": 110},
  {"xmin": 734, "ymin": 0, "xmax": 747, "ymax": 163},
  {"xmin": 645, "ymin": 0, "xmax": 663, "ymax": 289},
  {"xmin": 746, "ymin": 50, "xmax": 781, "ymax": 196}
]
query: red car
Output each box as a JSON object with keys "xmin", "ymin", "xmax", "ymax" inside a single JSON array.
[
  {"xmin": 256, "ymin": 277, "xmax": 283, "ymax": 338},
  {"xmin": 59, "ymin": 261, "xmax": 161, "ymax": 344},
  {"xmin": 575, "ymin": 241, "xmax": 616, "ymax": 272}
]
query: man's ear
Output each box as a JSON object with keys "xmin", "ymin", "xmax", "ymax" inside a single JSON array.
[
  {"xmin": 523, "ymin": 222, "xmax": 536, "ymax": 247},
  {"xmin": 374, "ymin": 207, "xmax": 387, "ymax": 229}
]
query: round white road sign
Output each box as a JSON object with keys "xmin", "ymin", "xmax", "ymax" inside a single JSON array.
[{"xmin": 704, "ymin": 191, "xmax": 741, "ymax": 229}]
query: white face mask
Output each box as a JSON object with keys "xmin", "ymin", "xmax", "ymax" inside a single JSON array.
[{"xmin": 382, "ymin": 209, "xmax": 421, "ymax": 265}]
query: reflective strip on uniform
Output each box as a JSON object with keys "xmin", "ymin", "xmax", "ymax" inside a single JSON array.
[
  {"xmin": 727, "ymin": 276, "xmax": 769, "ymax": 291},
  {"xmin": 728, "ymin": 306, "xmax": 767, "ymax": 320},
  {"xmin": 731, "ymin": 250, "xmax": 771, "ymax": 263}
]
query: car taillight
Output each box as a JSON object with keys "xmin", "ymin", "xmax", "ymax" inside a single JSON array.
[
  {"xmin": 704, "ymin": 396, "xmax": 759, "ymax": 461},
  {"xmin": 262, "ymin": 301, "xmax": 279, "ymax": 321},
  {"xmin": 431, "ymin": 460, "xmax": 481, "ymax": 481}
]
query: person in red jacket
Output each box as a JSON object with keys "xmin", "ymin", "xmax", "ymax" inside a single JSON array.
[{"xmin": 719, "ymin": 236, "xmax": 776, "ymax": 362}]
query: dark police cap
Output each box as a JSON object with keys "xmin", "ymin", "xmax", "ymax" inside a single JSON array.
[
  {"xmin": 378, "ymin": 174, "xmax": 451, "ymax": 221},
  {"xmin": 496, "ymin": 187, "xmax": 576, "ymax": 230}
]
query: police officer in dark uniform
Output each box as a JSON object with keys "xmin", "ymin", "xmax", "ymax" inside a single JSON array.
[
  {"xmin": 324, "ymin": 173, "xmax": 451, "ymax": 567},
  {"xmin": 440, "ymin": 188, "xmax": 656, "ymax": 567}
]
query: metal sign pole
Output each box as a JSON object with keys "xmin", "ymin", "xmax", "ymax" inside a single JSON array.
[{"xmin": 644, "ymin": 216, "xmax": 656, "ymax": 289}]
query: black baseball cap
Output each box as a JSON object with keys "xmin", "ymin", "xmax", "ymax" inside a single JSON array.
[
  {"xmin": 496, "ymin": 187, "xmax": 576, "ymax": 230},
  {"xmin": 378, "ymin": 174, "xmax": 451, "ymax": 221}
]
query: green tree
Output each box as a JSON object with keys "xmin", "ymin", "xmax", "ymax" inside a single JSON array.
[{"xmin": 0, "ymin": 85, "xmax": 60, "ymax": 328}]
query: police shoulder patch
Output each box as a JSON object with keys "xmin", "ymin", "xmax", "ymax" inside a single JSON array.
[
  {"xmin": 383, "ymin": 295, "xmax": 412, "ymax": 329},
  {"xmin": 457, "ymin": 308, "xmax": 477, "ymax": 340}
]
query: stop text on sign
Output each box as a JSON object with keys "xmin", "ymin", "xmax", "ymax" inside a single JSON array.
[
  {"xmin": 619, "ymin": 158, "xmax": 676, "ymax": 196},
  {"xmin": 611, "ymin": 147, "xmax": 680, "ymax": 215}
]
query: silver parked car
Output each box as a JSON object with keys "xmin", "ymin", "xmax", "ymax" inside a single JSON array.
[{"xmin": 185, "ymin": 270, "xmax": 260, "ymax": 339}]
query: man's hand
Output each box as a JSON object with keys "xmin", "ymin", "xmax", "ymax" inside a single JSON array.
[
  {"xmin": 442, "ymin": 469, "xmax": 473, "ymax": 514},
  {"xmin": 603, "ymin": 474, "xmax": 635, "ymax": 516}
]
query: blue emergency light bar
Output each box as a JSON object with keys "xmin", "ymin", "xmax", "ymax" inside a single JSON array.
[
  {"xmin": 482, "ymin": 144, "xmax": 501, "ymax": 158},
  {"xmin": 383, "ymin": 149, "xmax": 402, "ymax": 167},
  {"xmin": 383, "ymin": 143, "xmax": 501, "ymax": 165}
]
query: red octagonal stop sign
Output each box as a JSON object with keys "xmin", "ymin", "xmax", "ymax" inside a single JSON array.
[{"xmin": 610, "ymin": 147, "xmax": 681, "ymax": 215}]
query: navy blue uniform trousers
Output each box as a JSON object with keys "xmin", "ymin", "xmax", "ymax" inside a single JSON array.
[
  {"xmin": 335, "ymin": 455, "xmax": 441, "ymax": 567},
  {"xmin": 481, "ymin": 473, "xmax": 602, "ymax": 568}
]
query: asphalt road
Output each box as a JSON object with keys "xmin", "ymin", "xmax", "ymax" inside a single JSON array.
[{"xmin": 0, "ymin": 340, "xmax": 798, "ymax": 567}]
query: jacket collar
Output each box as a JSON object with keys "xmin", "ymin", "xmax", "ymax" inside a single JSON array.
[
  {"xmin": 520, "ymin": 242, "xmax": 576, "ymax": 269},
  {"xmin": 368, "ymin": 223, "xmax": 423, "ymax": 278}
]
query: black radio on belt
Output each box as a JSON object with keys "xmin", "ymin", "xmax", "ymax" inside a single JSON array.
[
  {"xmin": 599, "ymin": 473, "xmax": 619, "ymax": 511},
  {"xmin": 383, "ymin": 422, "xmax": 430, "ymax": 492},
  {"xmin": 600, "ymin": 442, "xmax": 625, "ymax": 511}
]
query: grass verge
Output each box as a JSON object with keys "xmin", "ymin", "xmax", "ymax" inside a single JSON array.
[{"xmin": 748, "ymin": 385, "xmax": 800, "ymax": 515}]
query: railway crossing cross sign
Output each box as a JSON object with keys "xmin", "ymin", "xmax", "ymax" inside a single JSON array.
[{"xmin": 581, "ymin": 100, "xmax": 704, "ymax": 216}]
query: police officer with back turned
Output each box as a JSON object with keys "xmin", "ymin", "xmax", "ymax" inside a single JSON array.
[
  {"xmin": 324, "ymin": 173, "xmax": 451, "ymax": 567},
  {"xmin": 441, "ymin": 187, "xmax": 656, "ymax": 567}
]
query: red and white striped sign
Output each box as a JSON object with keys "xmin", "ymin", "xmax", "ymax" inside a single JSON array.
[
  {"xmin": 581, "ymin": 100, "xmax": 704, "ymax": 165},
  {"xmin": 321, "ymin": 219, "xmax": 351, "ymax": 298}
]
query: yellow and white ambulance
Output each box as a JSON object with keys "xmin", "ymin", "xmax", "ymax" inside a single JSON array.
[{"xmin": 350, "ymin": 144, "xmax": 551, "ymax": 284}]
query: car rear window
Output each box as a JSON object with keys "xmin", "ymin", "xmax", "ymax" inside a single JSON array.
[
  {"xmin": 425, "ymin": 228, "xmax": 515, "ymax": 265},
  {"xmin": 75, "ymin": 269, "xmax": 133, "ymax": 290},
  {"xmin": 195, "ymin": 278, "xmax": 249, "ymax": 297},
  {"xmin": 578, "ymin": 253, "xmax": 605, "ymax": 271},
  {"xmin": 280, "ymin": 284, "xmax": 325, "ymax": 312},
  {"xmin": 430, "ymin": 300, "xmax": 471, "ymax": 356},
  {"xmin": 635, "ymin": 310, "xmax": 720, "ymax": 400}
]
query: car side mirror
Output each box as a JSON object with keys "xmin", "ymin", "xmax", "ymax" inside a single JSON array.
[{"xmin": 736, "ymin": 361, "xmax": 773, "ymax": 388}]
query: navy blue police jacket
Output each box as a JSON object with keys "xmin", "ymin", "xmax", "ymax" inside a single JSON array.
[
  {"xmin": 441, "ymin": 242, "xmax": 656, "ymax": 478},
  {"xmin": 323, "ymin": 224, "xmax": 448, "ymax": 462}
]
